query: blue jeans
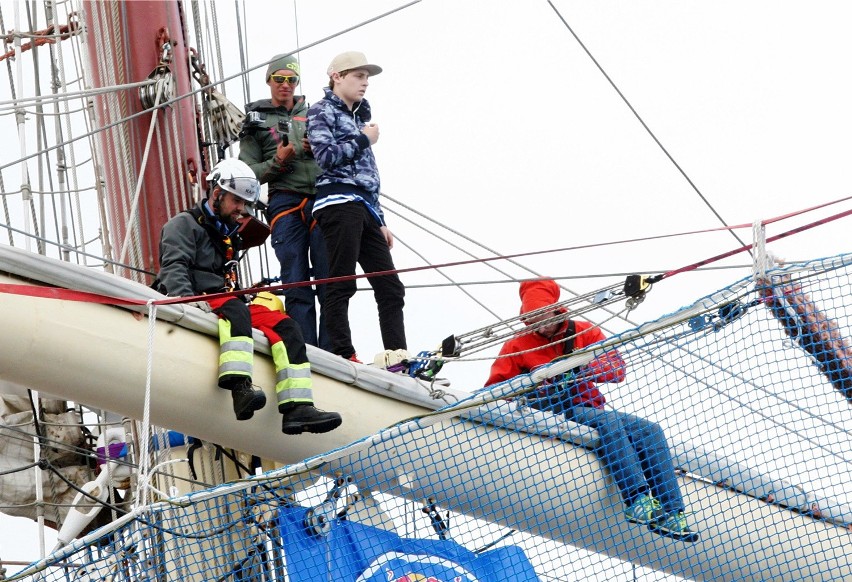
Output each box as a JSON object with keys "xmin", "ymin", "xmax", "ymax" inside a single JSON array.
[
  {"xmin": 266, "ymin": 191, "xmax": 330, "ymax": 351},
  {"xmin": 566, "ymin": 405, "xmax": 685, "ymax": 513},
  {"xmin": 529, "ymin": 389, "xmax": 685, "ymax": 513}
]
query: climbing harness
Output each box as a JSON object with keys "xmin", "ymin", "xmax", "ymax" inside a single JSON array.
[{"xmin": 268, "ymin": 196, "xmax": 318, "ymax": 232}]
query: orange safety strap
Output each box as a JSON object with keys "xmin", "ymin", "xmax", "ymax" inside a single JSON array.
[{"xmin": 268, "ymin": 197, "xmax": 309, "ymax": 231}]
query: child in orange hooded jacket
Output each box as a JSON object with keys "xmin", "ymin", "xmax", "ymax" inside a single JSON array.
[{"xmin": 485, "ymin": 279, "xmax": 698, "ymax": 543}]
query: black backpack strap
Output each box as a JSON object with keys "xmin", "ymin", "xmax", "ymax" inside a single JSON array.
[
  {"xmin": 563, "ymin": 320, "xmax": 576, "ymax": 356},
  {"xmin": 186, "ymin": 206, "xmax": 244, "ymax": 257}
]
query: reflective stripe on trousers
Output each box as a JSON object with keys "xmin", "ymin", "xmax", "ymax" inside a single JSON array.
[
  {"xmin": 218, "ymin": 318, "xmax": 253, "ymax": 381},
  {"xmin": 271, "ymin": 341, "xmax": 313, "ymax": 406}
]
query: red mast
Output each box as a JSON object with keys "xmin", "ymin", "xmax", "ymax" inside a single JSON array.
[{"xmin": 82, "ymin": 1, "xmax": 201, "ymax": 281}]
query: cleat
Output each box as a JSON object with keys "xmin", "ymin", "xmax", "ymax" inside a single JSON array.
[
  {"xmin": 650, "ymin": 511, "xmax": 700, "ymax": 543},
  {"xmin": 281, "ymin": 405, "xmax": 342, "ymax": 435},
  {"xmin": 624, "ymin": 494, "xmax": 662, "ymax": 526},
  {"xmin": 230, "ymin": 380, "xmax": 267, "ymax": 421}
]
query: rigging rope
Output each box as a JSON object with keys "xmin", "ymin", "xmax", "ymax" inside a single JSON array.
[
  {"xmin": 116, "ymin": 70, "xmax": 166, "ymax": 265},
  {"xmin": 384, "ymin": 192, "xmax": 691, "ymax": 335},
  {"xmin": 41, "ymin": 0, "xmax": 77, "ymax": 263},
  {"xmin": 0, "ymin": 79, "xmax": 155, "ymax": 112},
  {"xmin": 459, "ymin": 285, "xmax": 633, "ymax": 360},
  {"xmin": 383, "ymin": 192, "xmax": 560, "ymax": 297},
  {"xmin": 233, "ymin": 0, "xmax": 250, "ymax": 105},
  {"xmin": 384, "ymin": 190, "xmax": 755, "ymax": 336},
  {"xmin": 545, "ymin": 0, "xmax": 749, "ymax": 254},
  {"xmin": 133, "ymin": 300, "xmax": 158, "ymax": 510},
  {"xmin": 393, "ymin": 233, "xmax": 503, "ymax": 321},
  {"xmin": 100, "ymin": 0, "xmax": 142, "ymax": 272},
  {"xmin": 0, "ymin": 0, "xmax": 424, "ymax": 174},
  {"xmin": 398, "ymin": 265, "xmax": 752, "ymax": 291},
  {"xmin": 0, "ymin": 220, "xmax": 154, "ymax": 274}
]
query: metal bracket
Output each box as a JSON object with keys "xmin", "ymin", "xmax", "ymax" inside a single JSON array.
[
  {"xmin": 421, "ymin": 496, "xmax": 450, "ymax": 540},
  {"xmin": 304, "ymin": 472, "xmax": 352, "ymax": 537}
]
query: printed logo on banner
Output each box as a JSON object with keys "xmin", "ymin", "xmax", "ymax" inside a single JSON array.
[{"xmin": 356, "ymin": 552, "xmax": 479, "ymax": 582}]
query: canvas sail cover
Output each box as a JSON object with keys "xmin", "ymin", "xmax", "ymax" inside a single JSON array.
[{"xmin": 0, "ymin": 394, "xmax": 91, "ymax": 524}]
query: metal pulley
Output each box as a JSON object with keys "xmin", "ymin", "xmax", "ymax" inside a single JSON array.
[
  {"xmin": 139, "ymin": 64, "xmax": 174, "ymax": 109},
  {"xmin": 190, "ymin": 46, "xmax": 245, "ymax": 150},
  {"xmin": 207, "ymin": 91, "xmax": 246, "ymax": 147},
  {"xmin": 304, "ymin": 501, "xmax": 337, "ymax": 537},
  {"xmin": 139, "ymin": 37, "xmax": 174, "ymax": 109}
]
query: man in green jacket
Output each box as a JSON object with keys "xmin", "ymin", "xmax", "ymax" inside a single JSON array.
[{"xmin": 239, "ymin": 54, "xmax": 329, "ymax": 351}]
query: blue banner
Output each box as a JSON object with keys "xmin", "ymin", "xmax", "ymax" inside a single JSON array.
[{"xmin": 279, "ymin": 506, "xmax": 539, "ymax": 582}]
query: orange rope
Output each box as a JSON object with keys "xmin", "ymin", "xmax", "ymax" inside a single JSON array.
[{"xmin": 0, "ymin": 20, "xmax": 79, "ymax": 63}]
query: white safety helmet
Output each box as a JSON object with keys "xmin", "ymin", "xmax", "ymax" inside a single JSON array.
[{"xmin": 206, "ymin": 158, "xmax": 260, "ymax": 205}]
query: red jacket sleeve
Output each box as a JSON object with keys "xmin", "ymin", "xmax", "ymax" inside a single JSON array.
[
  {"xmin": 485, "ymin": 339, "xmax": 525, "ymax": 387},
  {"xmin": 583, "ymin": 350, "xmax": 626, "ymax": 383},
  {"xmin": 574, "ymin": 323, "xmax": 626, "ymax": 383}
]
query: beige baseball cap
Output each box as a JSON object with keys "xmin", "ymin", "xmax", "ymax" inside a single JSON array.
[{"xmin": 327, "ymin": 51, "xmax": 382, "ymax": 76}]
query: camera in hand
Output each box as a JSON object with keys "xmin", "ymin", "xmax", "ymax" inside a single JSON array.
[
  {"xmin": 238, "ymin": 112, "xmax": 289, "ymax": 147},
  {"xmin": 276, "ymin": 120, "xmax": 290, "ymax": 147},
  {"xmin": 238, "ymin": 110, "xmax": 266, "ymax": 139}
]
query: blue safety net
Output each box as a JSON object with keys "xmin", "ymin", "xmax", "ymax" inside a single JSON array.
[{"xmin": 8, "ymin": 253, "xmax": 852, "ymax": 582}]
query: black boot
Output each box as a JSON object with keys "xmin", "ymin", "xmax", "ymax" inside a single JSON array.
[
  {"xmin": 281, "ymin": 404, "xmax": 342, "ymax": 435},
  {"xmin": 230, "ymin": 379, "xmax": 267, "ymax": 421}
]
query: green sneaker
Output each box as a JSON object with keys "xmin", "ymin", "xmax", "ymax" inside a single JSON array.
[
  {"xmin": 624, "ymin": 494, "xmax": 661, "ymax": 525},
  {"xmin": 650, "ymin": 511, "xmax": 699, "ymax": 543}
]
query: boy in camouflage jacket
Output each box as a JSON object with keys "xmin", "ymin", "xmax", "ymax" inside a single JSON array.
[{"xmin": 307, "ymin": 51, "xmax": 407, "ymax": 362}]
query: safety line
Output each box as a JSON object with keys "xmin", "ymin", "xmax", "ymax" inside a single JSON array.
[
  {"xmin": 0, "ymin": 78, "xmax": 155, "ymax": 111},
  {"xmin": 762, "ymin": 193, "xmax": 852, "ymax": 225},
  {"xmin": 3, "ymin": 205, "xmax": 851, "ymax": 309},
  {"xmin": 385, "ymin": 191, "xmax": 852, "ymax": 266},
  {"xmin": 660, "ymin": 206, "xmax": 852, "ymax": 280},
  {"xmin": 393, "ymin": 233, "xmax": 503, "ymax": 321},
  {"xmin": 116, "ymin": 73, "xmax": 165, "ymax": 265},
  {"xmin": 0, "ymin": 283, "xmax": 148, "ymax": 305},
  {"xmin": 1, "ymin": 185, "xmax": 845, "ymax": 290},
  {"xmin": 3, "ymin": 195, "xmax": 850, "ymax": 308},
  {"xmin": 133, "ymin": 300, "xmax": 158, "ymax": 510}
]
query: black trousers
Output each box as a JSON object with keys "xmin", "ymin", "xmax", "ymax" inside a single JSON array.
[{"xmin": 314, "ymin": 201, "xmax": 406, "ymax": 358}]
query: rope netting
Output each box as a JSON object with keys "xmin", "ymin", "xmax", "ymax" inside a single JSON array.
[{"xmin": 9, "ymin": 252, "xmax": 852, "ymax": 582}]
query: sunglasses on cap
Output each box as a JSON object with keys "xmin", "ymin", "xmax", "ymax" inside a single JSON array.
[{"xmin": 270, "ymin": 74, "xmax": 300, "ymax": 85}]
